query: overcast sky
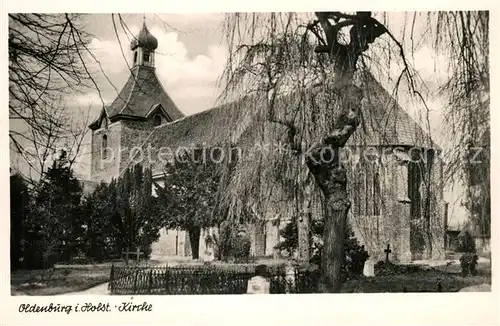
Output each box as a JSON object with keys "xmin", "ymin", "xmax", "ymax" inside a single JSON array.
[{"xmin": 10, "ymin": 13, "xmax": 469, "ymax": 226}]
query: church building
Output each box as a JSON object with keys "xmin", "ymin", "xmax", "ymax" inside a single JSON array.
[{"xmin": 89, "ymin": 22, "xmax": 447, "ymax": 262}]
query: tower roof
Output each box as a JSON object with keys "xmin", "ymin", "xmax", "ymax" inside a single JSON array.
[
  {"xmin": 131, "ymin": 22, "xmax": 158, "ymax": 51},
  {"xmin": 89, "ymin": 65, "xmax": 185, "ymax": 129}
]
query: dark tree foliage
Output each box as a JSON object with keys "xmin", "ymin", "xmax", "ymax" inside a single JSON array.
[
  {"xmin": 217, "ymin": 225, "xmax": 252, "ymax": 262},
  {"xmin": 81, "ymin": 164, "xmax": 161, "ymax": 261},
  {"xmin": 80, "ymin": 182, "xmax": 120, "ymax": 262},
  {"xmin": 155, "ymin": 147, "xmax": 228, "ymax": 260},
  {"xmin": 10, "ymin": 173, "xmax": 31, "ymax": 270},
  {"xmin": 19, "ymin": 151, "xmax": 85, "ymax": 268},
  {"xmin": 457, "ymin": 230, "xmax": 476, "ymax": 254}
]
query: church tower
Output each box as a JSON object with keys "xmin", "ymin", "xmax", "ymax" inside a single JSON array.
[{"xmin": 89, "ymin": 20, "xmax": 185, "ymax": 182}]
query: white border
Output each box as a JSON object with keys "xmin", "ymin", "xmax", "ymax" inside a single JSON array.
[{"xmin": 1, "ymin": 2, "xmax": 499, "ymax": 326}]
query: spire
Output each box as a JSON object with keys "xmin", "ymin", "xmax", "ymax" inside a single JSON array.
[{"xmin": 130, "ymin": 19, "xmax": 158, "ymax": 51}]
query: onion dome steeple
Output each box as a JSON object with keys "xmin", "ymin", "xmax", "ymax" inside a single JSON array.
[
  {"xmin": 130, "ymin": 21, "xmax": 158, "ymax": 51},
  {"xmin": 130, "ymin": 18, "xmax": 157, "ymax": 68}
]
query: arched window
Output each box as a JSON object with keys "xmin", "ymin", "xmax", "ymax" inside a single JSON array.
[
  {"xmin": 373, "ymin": 171, "xmax": 381, "ymax": 216},
  {"xmin": 153, "ymin": 114, "xmax": 162, "ymax": 126},
  {"xmin": 102, "ymin": 134, "xmax": 108, "ymax": 159},
  {"xmin": 134, "ymin": 51, "xmax": 138, "ymax": 65}
]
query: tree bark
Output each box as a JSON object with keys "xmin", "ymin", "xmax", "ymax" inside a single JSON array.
[
  {"xmin": 188, "ymin": 227, "xmax": 201, "ymax": 260},
  {"xmin": 318, "ymin": 169, "xmax": 350, "ymax": 292},
  {"xmin": 305, "ymin": 81, "xmax": 363, "ymax": 292}
]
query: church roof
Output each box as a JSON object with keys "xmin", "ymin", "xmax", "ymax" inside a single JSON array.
[
  {"xmin": 89, "ymin": 65, "xmax": 185, "ymax": 129},
  {"xmin": 347, "ymin": 72, "xmax": 438, "ymax": 149},
  {"xmin": 107, "ymin": 65, "xmax": 184, "ymax": 120},
  {"xmin": 124, "ymin": 72, "xmax": 438, "ymax": 175}
]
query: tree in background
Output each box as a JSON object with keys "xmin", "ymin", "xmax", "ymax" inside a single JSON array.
[
  {"xmin": 112, "ymin": 164, "xmax": 161, "ymax": 258},
  {"xmin": 155, "ymin": 147, "xmax": 228, "ymax": 260},
  {"xmin": 10, "ymin": 173, "xmax": 31, "ymax": 270},
  {"xmin": 80, "ymin": 182, "xmax": 119, "ymax": 262},
  {"xmin": 80, "ymin": 164, "xmax": 162, "ymax": 261},
  {"xmin": 22, "ymin": 151, "xmax": 85, "ymax": 267}
]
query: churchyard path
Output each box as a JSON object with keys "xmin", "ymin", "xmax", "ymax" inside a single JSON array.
[{"xmin": 59, "ymin": 255, "xmax": 193, "ymax": 295}]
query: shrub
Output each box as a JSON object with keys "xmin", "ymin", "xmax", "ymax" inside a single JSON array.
[
  {"xmin": 457, "ymin": 230, "xmax": 476, "ymax": 253},
  {"xmin": 459, "ymin": 253, "xmax": 478, "ymax": 277},
  {"xmin": 218, "ymin": 226, "xmax": 251, "ymax": 262},
  {"xmin": 232, "ymin": 233, "xmax": 251, "ymax": 262}
]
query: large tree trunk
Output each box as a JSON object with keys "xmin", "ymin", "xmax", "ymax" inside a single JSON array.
[
  {"xmin": 189, "ymin": 227, "xmax": 201, "ymax": 260},
  {"xmin": 318, "ymin": 168, "xmax": 350, "ymax": 292},
  {"xmin": 306, "ymin": 82, "xmax": 363, "ymax": 293}
]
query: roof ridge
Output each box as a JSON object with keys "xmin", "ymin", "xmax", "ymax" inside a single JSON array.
[{"xmin": 119, "ymin": 67, "xmax": 140, "ymax": 116}]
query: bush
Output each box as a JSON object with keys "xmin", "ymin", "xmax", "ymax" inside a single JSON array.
[
  {"xmin": 459, "ymin": 253, "xmax": 478, "ymax": 277},
  {"xmin": 232, "ymin": 234, "xmax": 251, "ymax": 262},
  {"xmin": 218, "ymin": 226, "xmax": 251, "ymax": 262},
  {"xmin": 457, "ymin": 230, "xmax": 476, "ymax": 253}
]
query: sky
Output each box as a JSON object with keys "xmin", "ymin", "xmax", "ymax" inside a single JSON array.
[{"xmin": 10, "ymin": 13, "xmax": 470, "ymax": 226}]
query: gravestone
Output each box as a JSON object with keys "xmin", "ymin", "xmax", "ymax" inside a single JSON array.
[
  {"xmin": 247, "ymin": 276, "xmax": 270, "ymax": 294},
  {"xmin": 203, "ymin": 241, "xmax": 215, "ymax": 263},
  {"xmin": 285, "ymin": 261, "xmax": 296, "ymax": 293},
  {"xmin": 363, "ymin": 259, "xmax": 375, "ymax": 277}
]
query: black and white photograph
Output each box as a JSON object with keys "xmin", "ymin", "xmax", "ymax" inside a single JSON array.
[{"xmin": 7, "ymin": 10, "xmax": 491, "ymax": 301}]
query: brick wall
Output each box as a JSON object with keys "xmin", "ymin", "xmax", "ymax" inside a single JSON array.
[
  {"xmin": 90, "ymin": 122, "xmax": 122, "ymax": 182},
  {"xmin": 118, "ymin": 119, "xmax": 157, "ymax": 173}
]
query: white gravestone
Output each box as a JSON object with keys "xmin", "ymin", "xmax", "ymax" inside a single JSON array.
[
  {"xmin": 203, "ymin": 245, "xmax": 215, "ymax": 263},
  {"xmin": 247, "ymin": 276, "xmax": 270, "ymax": 294},
  {"xmin": 363, "ymin": 259, "xmax": 375, "ymax": 277},
  {"xmin": 285, "ymin": 263, "xmax": 296, "ymax": 294}
]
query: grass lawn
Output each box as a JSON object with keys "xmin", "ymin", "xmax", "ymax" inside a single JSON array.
[
  {"xmin": 11, "ymin": 260, "xmax": 160, "ymax": 296},
  {"xmin": 341, "ymin": 261, "xmax": 491, "ymax": 293}
]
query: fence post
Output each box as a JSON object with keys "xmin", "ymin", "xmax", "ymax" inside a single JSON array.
[
  {"xmin": 133, "ymin": 269, "xmax": 139, "ymax": 294},
  {"xmin": 164, "ymin": 265, "xmax": 169, "ymax": 295},
  {"xmin": 149, "ymin": 269, "xmax": 153, "ymax": 294}
]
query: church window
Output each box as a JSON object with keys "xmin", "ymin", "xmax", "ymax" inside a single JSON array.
[
  {"xmin": 143, "ymin": 50, "xmax": 150, "ymax": 63},
  {"xmin": 134, "ymin": 51, "xmax": 138, "ymax": 65},
  {"xmin": 102, "ymin": 134, "xmax": 108, "ymax": 159},
  {"xmin": 154, "ymin": 114, "xmax": 162, "ymax": 126},
  {"xmin": 373, "ymin": 171, "xmax": 381, "ymax": 215}
]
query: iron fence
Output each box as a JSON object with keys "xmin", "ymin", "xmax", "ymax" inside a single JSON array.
[{"xmin": 109, "ymin": 264, "xmax": 320, "ymax": 295}]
